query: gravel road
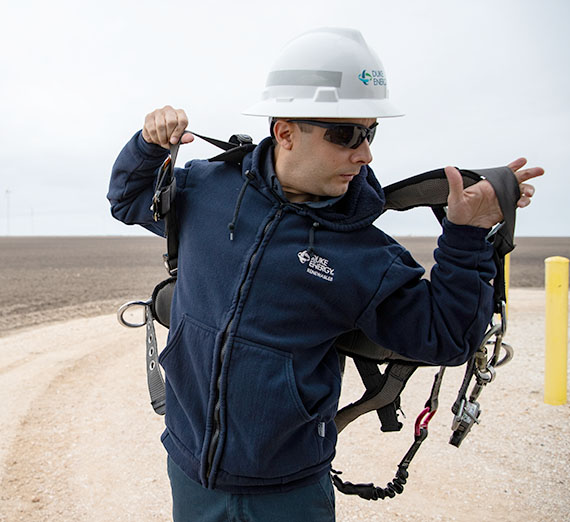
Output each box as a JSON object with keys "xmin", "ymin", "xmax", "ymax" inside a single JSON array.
[{"xmin": 1, "ymin": 288, "xmax": 568, "ymax": 521}]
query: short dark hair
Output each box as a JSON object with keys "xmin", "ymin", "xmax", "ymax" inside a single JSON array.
[{"xmin": 270, "ymin": 118, "xmax": 315, "ymax": 139}]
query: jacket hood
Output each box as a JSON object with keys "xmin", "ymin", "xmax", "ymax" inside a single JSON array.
[{"xmin": 243, "ymin": 137, "xmax": 386, "ymax": 232}]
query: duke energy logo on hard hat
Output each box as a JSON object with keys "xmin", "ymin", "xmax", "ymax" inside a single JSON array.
[
  {"xmin": 358, "ymin": 70, "xmax": 372, "ymax": 85},
  {"xmin": 358, "ymin": 69, "xmax": 386, "ymax": 86}
]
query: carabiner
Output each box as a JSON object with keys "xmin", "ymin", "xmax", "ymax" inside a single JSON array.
[
  {"xmin": 414, "ymin": 407, "xmax": 437, "ymax": 438},
  {"xmin": 493, "ymin": 342, "xmax": 514, "ymax": 368}
]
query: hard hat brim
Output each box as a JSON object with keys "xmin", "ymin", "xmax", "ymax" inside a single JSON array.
[{"xmin": 242, "ymin": 98, "xmax": 404, "ymax": 119}]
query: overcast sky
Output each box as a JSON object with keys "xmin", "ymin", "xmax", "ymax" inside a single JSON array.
[{"xmin": 1, "ymin": 0, "xmax": 568, "ymax": 237}]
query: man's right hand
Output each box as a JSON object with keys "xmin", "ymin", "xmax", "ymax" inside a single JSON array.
[{"xmin": 142, "ymin": 105, "xmax": 194, "ymax": 149}]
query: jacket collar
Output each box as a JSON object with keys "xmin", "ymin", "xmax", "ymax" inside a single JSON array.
[{"xmin": 245, "ymin": 137, "xmax": 386, "ymax": 232}]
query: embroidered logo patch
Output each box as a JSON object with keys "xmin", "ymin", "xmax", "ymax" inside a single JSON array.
[{"xmin": 297, "ymin": 250, "xmax": 335, "ymax": 282}]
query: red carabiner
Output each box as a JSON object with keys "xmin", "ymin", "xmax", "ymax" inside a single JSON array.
[{"xmin": 414, "ymin": 407, "xmax": 437, "ymax": 437}]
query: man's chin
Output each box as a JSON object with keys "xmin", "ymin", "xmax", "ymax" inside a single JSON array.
[{"xmin": 331, "ymin": 183, "xmax": 351, "ymax": 197}]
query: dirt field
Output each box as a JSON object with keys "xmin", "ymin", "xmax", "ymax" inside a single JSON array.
[
  {"xmin": 1, "ymin": 236, "xmax": 568, "ymax": 337},
  {"xmin": 0, "ymin": 236, "xmax": 569, "ymax": 521}
]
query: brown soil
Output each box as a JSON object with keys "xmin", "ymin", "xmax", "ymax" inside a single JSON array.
[
  {"xmin": 1, "ymin": 236, "xmax": 568, "ymax": 337},
  {"xmin": 0, "ymin": 237, "xmax": 167, "ymax": 336}
]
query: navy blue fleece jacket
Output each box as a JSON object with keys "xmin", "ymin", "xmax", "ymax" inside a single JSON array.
[{"xmin": 108, "ymin": 132, "xmax": 495, "ymax": 493}]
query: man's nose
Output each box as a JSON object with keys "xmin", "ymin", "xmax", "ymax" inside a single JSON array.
[{"xmin": 351, "ymin": 139, "xmax": 373, "ymax": 165}]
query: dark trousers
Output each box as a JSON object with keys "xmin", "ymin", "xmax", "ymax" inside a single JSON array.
[{"xmin": 167, "ymin": 457, "xmax": 336, "ymax": 522}]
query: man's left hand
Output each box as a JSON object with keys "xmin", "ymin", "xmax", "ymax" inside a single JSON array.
[{"xmin": 444, "ymin": 158, "xmax": 544, "ymax": 229}]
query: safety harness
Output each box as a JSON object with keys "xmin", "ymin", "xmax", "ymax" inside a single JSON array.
[{"xmin": 118, "ymin": 132, "xmax": 519, "ymax": 501}]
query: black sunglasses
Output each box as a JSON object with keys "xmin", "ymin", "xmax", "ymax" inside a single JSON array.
[{"xmin": 286, "ymin": 119, "xmax": 378, "ymax": 149}]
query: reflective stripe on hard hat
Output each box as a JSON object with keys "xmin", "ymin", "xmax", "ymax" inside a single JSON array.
[
  {"xmin": 243, "ymin": 27, "xmax": 404, "ymax": 119},
  {"xmin": 267, "ymin": 70, "xmax": 343, "ymax": 88}
]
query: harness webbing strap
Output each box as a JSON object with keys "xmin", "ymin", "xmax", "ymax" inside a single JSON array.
[
  {"xmin": 153, "ymin": 132, "xmax": 254, "ymax": 275},
  {"xmin": 152, "ymin": 144, "xmax": 180, "ymax": 274},
  {"xmin": 191, "ymin": 130, "xmax": 248, "ymax": 152},
  {"xmin": 145, "ymin": 306, "xmax": 166, "ymax": 415},
  {"xmin": 382, "ymin": 169, "xmax": 481, "ymax": 212},
  {"xmin": 382, "ymin": 166, "xmax": 520, "ymax": 258},
  {"xmin": 472, "ymin": 166, "xmax": 520, "ymax": 257},
  {"xmin": 332, "ymin": 366, "xmax": 446, "ymax": 501},
  {"xmin": 164, "ymin": 201, "xmax": 179, "ymax": 275},
  {"xmin": 208, "ymin": 143, "xmax": 257, "ymax": 163},
  {"xmin": 146, "ymin": 132, "xmax": 254, "ymax": 409},
  {"xmin": 425, "ymin": 366, "xmax": 446, "ymax": 412},
  {"xmin": 335, "ymin": 359, "xmax": 417, "ymax": 433},
  {"xmin": 354, "ymin": 358, "xmax": 406, "ymax": 432},
  {"xmin": 382, "ymin": 165, "xmax": 519, "ymax": 314}
]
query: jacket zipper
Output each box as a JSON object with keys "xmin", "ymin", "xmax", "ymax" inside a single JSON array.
[{"xmin": 205, "ymin": 206, "xmax": 283, "ymax": 485}]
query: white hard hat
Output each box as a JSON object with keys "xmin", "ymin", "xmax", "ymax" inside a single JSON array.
[{"xmin": 243, "ymin": 27, "xmax": 403, "ymax": 119}]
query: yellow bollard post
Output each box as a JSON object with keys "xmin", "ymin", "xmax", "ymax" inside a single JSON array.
[
  {"xmin": 504, "ymin": 253, "xmax": 510, "ymax": 317},
  {"xmin": 544, "ymin": 256, "xmax": 569, "ymax": 405}
]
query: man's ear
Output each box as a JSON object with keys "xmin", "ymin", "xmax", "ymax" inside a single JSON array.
[{"xmin": 273, "ymin": 120, "xmax": 294, "ymax": 150}]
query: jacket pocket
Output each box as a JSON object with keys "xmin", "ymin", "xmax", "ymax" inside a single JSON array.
[
  {"xmin": 159, "ymin": 315, "xmax": 217, "ymax": 460},
  {"xmin": 220, "ymin": 341, "xmax": 321, "ymax": 479}
]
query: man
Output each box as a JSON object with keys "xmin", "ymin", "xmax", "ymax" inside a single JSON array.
[{"xmin": 108, "ymin": 28, "xmax": 542, "ymax": 521}]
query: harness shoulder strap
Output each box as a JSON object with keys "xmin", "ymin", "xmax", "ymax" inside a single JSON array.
[
  {"xmin": 382, "ymin": 168, "xmax": 480, "ymax": 212},
  {"xmin": 152, "ymin": 132, "xmax": 256, "ymax": 275},
  {"xmin": 382, "ymin": 166, "xmax": 520, "ymax": 256},
  {"xmin": 382, "ymin": 165, "xmax": 519, "ymax": 312},
  {"xmin": 208, "ymin": 142, "xmax": 257, "ymax": 163}
]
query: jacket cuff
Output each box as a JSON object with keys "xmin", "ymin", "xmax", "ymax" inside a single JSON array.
[
  {"xmin": 135, "ymin": 130, "xmax": 170, "ymax": 159},
  {"xmin": 441, "ymin": 217, "xmax": 491, "ymax": 250}
]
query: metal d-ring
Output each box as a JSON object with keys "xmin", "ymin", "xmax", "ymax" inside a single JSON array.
[{"xmin": 117, "ymin": 299, "xmax": 152, "ymax": 328}]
